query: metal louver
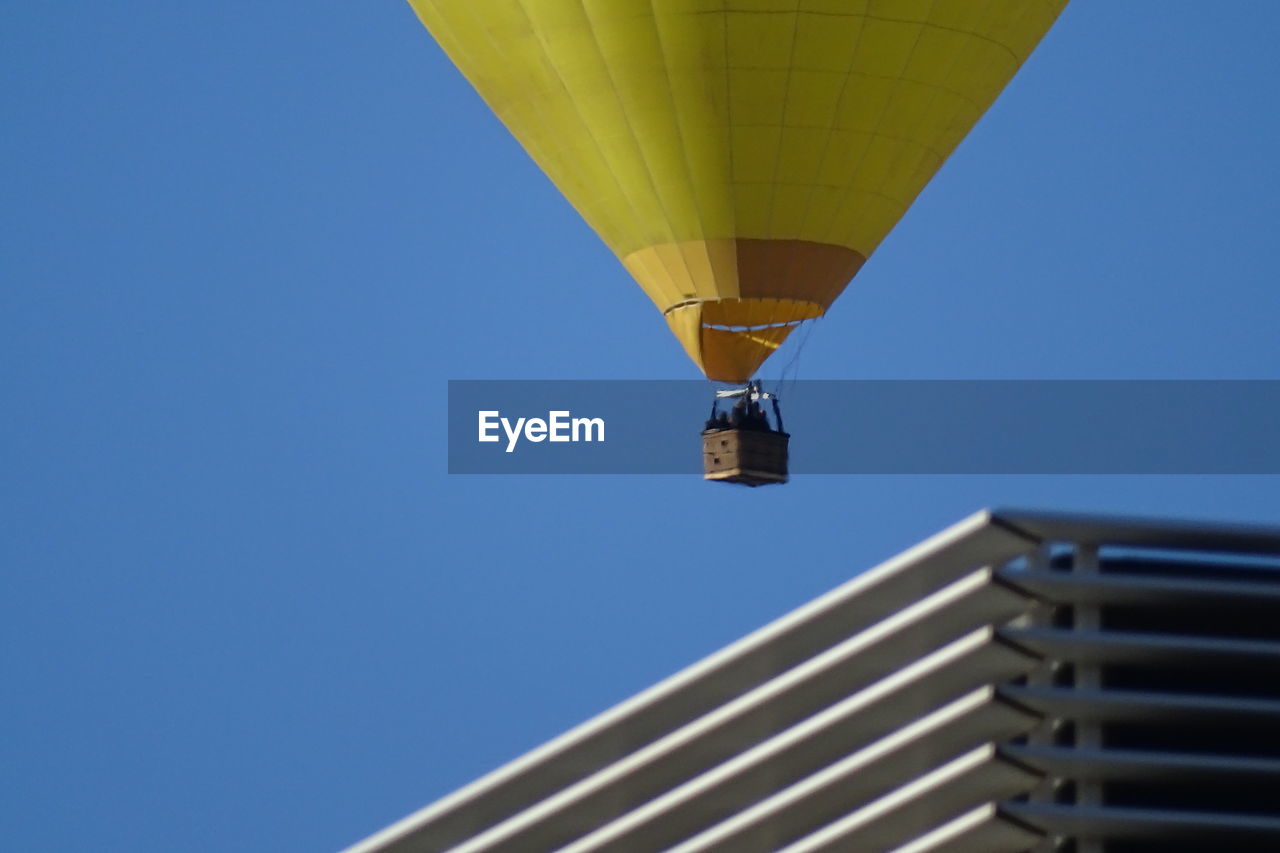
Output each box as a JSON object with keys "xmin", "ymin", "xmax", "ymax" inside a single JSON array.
[{"xmin": 346, "ymin": 509, "xmax": 1280, "ymax": 853}]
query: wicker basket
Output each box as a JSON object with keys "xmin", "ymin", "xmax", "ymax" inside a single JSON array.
[{"xmin": 702, "ymin": 428, "xmax": 789, "ymax": 486}]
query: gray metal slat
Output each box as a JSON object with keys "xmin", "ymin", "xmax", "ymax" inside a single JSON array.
[
  {"xmin": 998, "ymin": 568, "xmax": 1280, "ymax": 609},
  {"xmin": 347, "ymin": 509, "xmax": 1280, "ymax": 853},
  {"xmin": 1005, "ymin": 801, "xmax": 1280, "ymax": 841},
  {"xmin": 999, "ymin": 626, "xmax": 1280, "ymax": 668},
  {"xmin": 1002, "ymin": 744, "xmax": 1280, "ymax": 783},
  {"xmin": 999, "ymin": 685, "xmax": 1280, "ymax": 724},
  {"xmin": 992, "ymin": 509, "xmax": 1280, "ymax": 553},
  {"xmin": 663, "ymin": 681, "xmax": 1035, "ymax": 853},
  {"xmin": 568, "ymin": 679, "xmax": 1038, "ymax": 853},
  {"xmin": 345, "ymin": 512, "xmax": 1035, "ymax": 853},
  {"xmin": 451, "ymin": 573, "xmax": 1032, "ymax": 853},
  {"xmin": 777, "ymin": 746, "xmax": 1040, "ymax": 853},
  {"xmin": 889, "ymin": 804, "xmax": 1044, "ymax": 853}
]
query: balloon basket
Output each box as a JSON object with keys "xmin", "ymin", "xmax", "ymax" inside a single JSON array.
[{"xmin": 702, "ymin": 428, "xmax": 789, "ymax": 487}]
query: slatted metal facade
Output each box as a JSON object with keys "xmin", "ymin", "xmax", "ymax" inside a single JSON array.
[{"xmin": 346, "ymin": 510, "xmax": 1280, "ymax": 852}]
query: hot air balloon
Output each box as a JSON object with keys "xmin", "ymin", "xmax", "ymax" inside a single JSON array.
[
  {"xmin": 409, "ymin": 0, "xmax": 1067, "ymax": 483},
  {"xmin": 410, "ymin": 0, "xmax": 1066, "ymax": 381}
]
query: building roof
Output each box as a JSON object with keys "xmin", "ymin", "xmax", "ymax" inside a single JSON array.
[{"xmin": 346, "ymin": 509, "xmax": 1280, "ymax": 853}]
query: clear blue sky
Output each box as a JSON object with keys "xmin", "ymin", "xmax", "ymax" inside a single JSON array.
[{"xmin": 4, "ymin": 2, "xmax": 1280, "ymax": 851}]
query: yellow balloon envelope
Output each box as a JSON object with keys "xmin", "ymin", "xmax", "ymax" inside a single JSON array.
[{"xmin": 410, "ymin": 0, "xmax": 1068, "ymax": 381}]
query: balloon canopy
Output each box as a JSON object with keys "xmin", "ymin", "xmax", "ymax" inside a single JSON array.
[{"xmin": 411, "ymin": 0, "xmax": 1068, "ymax": 381}]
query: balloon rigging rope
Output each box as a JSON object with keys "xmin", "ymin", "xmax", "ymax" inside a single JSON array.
[{"xmin": 776, "ymin": 314, "xmax": 818, "ymax": 406}]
